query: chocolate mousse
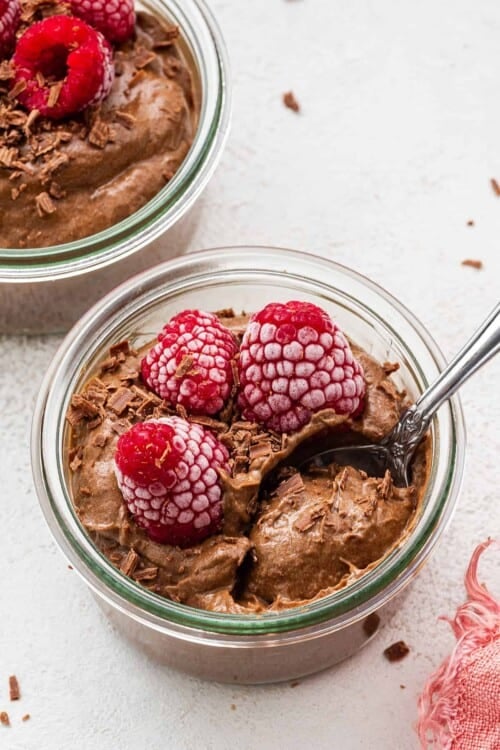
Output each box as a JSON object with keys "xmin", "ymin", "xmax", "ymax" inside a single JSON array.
[
  {"xmin": 66, "ymin": 311, "xmax": 431, "ymax": 614},
  {"xmin": 0, "ymin": 2, "xmax": 199, "ymax": 248}
]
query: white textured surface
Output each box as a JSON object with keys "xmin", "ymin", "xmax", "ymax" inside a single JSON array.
[{"xmin": 1, "ymin": 0, "xmax": 500, "ymax": 747}]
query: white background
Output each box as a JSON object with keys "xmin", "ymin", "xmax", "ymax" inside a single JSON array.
[{"xmin": 1, "ymin": 0, "xmax": 500, "ymax": 748}]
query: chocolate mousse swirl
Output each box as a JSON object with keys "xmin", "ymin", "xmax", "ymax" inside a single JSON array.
[
  {"xmin": 66, "ymin": 314, "xmax": 430, "ymax": 614},
  {"xmin": 0, "ymin": 7, "xmax": 198, "ymax": 248}
]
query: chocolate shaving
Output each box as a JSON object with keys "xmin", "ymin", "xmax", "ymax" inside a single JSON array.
[
  {"xmin": 175, "ymin": 354, "xmax": 194, "ymax": 378},
  {"xmin": 134, "ymin": 47, "xmax": 157, "ymax": 69},
  {"xmin": 109, "ymin": 340, "xmax": 130, "ymax": 357},
  {"xmin": 249, "ymin": 440, "xmax": 273, "ymax": 462},
  {"xmin": 107, "ymin": 387, "xmax": 134, "ymax": 415},
  {"xmin": 215, "ymin": 308, "xmax": 235, "ymax": 318},
  {"xmin": 461, "ymin": 258, "xmax": 483, "ymax": 270},
  {"xmin": 8, "ymin": 676, "xmax": 20, "ymax": 701},
  {"xmin": 88, "ymin": 118, "xmax": 112, "ymax": 149},
  {"xmin": 152, "ymin": 26, "xmax": 180, "ymax": 48},
  {"xmin": 114, "ymin": 110, "xmax": 136, "ymax": 129},
  {"xmin": 110, "ymin": 419, "xmax": 132, "ymax": 435},
  {"xmin": 363, "ymin": 612, "xmax": 380, "ymax": 637},
  {"xmin": 466, "ymin": 219, "xmax": 474, "ymax": 227},
  {"xmin": 35, "ymin": 190, "xmax": 56, "ymax": 216},
  {"xmin": 22, "ymin": 714, "xmax": 30, "ymax": 722},
  {"xmin": 231, "ymin": 359, "xmax": 240, "ymax": 388},
  {"xmin": 490, "ymin": 177, "xmax": 500, "ymax": 196},
  {"xmin": 47, "ymin": 81, "xmax": 63, "ymax": 108},
  {"xmin": 134, "ymin": 566, "xmax": 159, "ymax": 582},
  {"xmin": 66, "ymin": 394, "xmax": 101, "ymax": 425},
  {"xmin": 48, "ymin": 180, "xmax": 66, "ymax": 199},
  {"xmin": 0, "ymin": 61, "xmax": 13, "ymax": 81},
  {"xmin": 190, "ymin": 415, "xmax": 227, "ymax": 432},
  {"xmin": 0, "ymin": 712, "xmax": 9, "ymax": 726},
  {"xmin": 383, "ymin": 640, "xmax": 410, "ymax": 662},
  {"xmin": 276, "ymin": 472, "xmax": 305, "ymax": 499},
  {"xmin": 120, "ymin": 549, "xmax": 139, "ymax": 577},
  {"xmin": 382, "ymin": 361, "xmax": 400, "ymax": 375},
  {"xmin": 69, "ymin": 447, "xmax": 83, "ymax": 472},
  {"xmin": 8, "ymin": 79, "xmax": 27, "ymax": 100},
  {"xmin": 283, "ymin": 91, "xmax": 300, "ymax": 112}
]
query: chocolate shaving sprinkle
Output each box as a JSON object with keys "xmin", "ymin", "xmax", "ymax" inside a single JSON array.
[
  {"xmin": 383, "ymin": 640, "xmax": 410, "ymax": 662},
  {"xmin": 490, "ymin": 177, "xmax": 500, "ymax": 196},
  {"xmin": 22, "ymin": 714, "xmax": 30, "ymax": 722},
  {"xmin": 382, "ymin": 361, "xmax": 400, "ymax": 375},
  {"xmin": 134, "ymin": 566, "xmax": 159, "ymax": 582},
  {"xmin": 8, "ymin": 79, "xmax": 27, "ymax": 100},
  {"xmin": 134, "ymin": 47, "xmax": 157, "ymax": 69},
  {"xmin": 35, "ymin": 191, "xmax": 56, "ymax": 216},
  {"xmin": 461, "ymin": 258, "xmax": 483, "ymax": 270},
  {"xmin": 0, "ymin": 712, "xmax": 9, "ymax": 726},
  {"xmin": 0, "ymin": 61, "xmax": 13, "ymax": 81},
  {"xmin": 109, "ymin": 340, "xmax": 130, "ymax": 357},
  {"xmin": 9, "ymin": 676, "xmax": 20, "ymax": 701},
  {"xmin": 120, "ymin": 549, "xmax": 139, "ymax": 577},
  {"xmin": 107, "ymin": 387, "xmax": 134, "ymax": 415},
  {"xmin": 215, "ymin": 308, "xmax": 235, "ymax": 318},
  {"xmin": 363, "ymin": 612, "xmax": 380, "ymax": 637},
  {"xmin": 47, "ymin": 81, "xmax": 63, "ymax": 108},
  {"xmin": 283, "ymin": 91, "xmax": 300, "ymax": 112},
  {"xmin": 88, "ymin": 118, "xmax": 112, "ymax": 149},
  {"xmin": 175, "ymin": 354, "xmax": 194, "ymax": 378},
  {"xmin": 152, "ymin": 25, "xmax": 180, "ymax": 48},
  {"xmin": 114, "ymin": 110, "xmax": 136, "ymax": 129}
]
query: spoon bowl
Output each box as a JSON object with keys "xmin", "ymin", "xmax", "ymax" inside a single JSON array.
[{"xmin": 304, "ymin": 302, "xmax": 500, "ymax": 487}]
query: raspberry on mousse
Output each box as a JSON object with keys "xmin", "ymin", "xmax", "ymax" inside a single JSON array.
[
  {"xmin": 12, "ymin": 14, "xmax": 114, "ymax": 119},
  {"xmin": 0, "ymin": 0, "xmax": 20, "ymax": 60},
  {"xmin": 114, "ymin": 417, "xmax": 230, "ymax": 548},
  {"xmin": 141, "ymin": 310, "xmax": 239, "ymax": 417},
  {"xmin": 70, "ymin": 0, "xmax": 135, "ymax": 44},
  {"xmin": 238, "ymin": 300, "xmax": 366, "ymax": 433}
]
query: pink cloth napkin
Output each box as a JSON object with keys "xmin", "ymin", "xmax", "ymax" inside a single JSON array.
[{"xmin": 417, "ymin": 540, "xmax": 500, "ymax": 749}]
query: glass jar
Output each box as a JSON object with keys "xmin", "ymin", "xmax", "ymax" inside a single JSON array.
[
  {"xmin": 31, "ymin": 247, "xmax": 465, "ymax": 683},
  {"xmin": 0, "ymin": 0, "xmax": 230, "ymax": 334}
]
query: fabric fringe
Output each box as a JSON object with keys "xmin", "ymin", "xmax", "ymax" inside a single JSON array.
[{"xmin": 417, "ymin": 539, "xmax": 499, "ymax": 749}]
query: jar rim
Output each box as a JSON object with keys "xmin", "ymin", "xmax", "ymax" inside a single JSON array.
[
  {"xmin": 0, "ymin": 0, "xmax": 231, "ymax": 282},
  {"xmin": 31, "ymin": 247, "xmax": 466, "ymax": 636}
]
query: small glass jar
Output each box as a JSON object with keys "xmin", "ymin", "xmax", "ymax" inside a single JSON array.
[
  {"xmin": 31, "ymin": 247, "xmax": 465, "ymax": 683},
  {"xmin": 0, "ymin": 0, "xmax": 230, "ymax": 334}
]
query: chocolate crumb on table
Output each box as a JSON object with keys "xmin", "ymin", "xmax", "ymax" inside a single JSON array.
[
  {"xmin": 283, "ymin": 91, "xmax": 300, "ymax": 112},
  {"xmin": 384, "ymin": 640, "xmax": 410, "ymax": 662},
  {"xmin": 22, "ymin": 714, "xmax": 30, "ymax": 722},
  {"xmin": 363, "ymin": 612, "xmax": 381, "ymax": 637},
  {"xmin": 0, "ymin": 711, "xmax": 9, "ymax": 726},
  {"xmin": 490, "ymin": 177, "xmax": 500, "ymax": 196},
  {"xmin": 466, "ymin": 219, "xmax": 475, "ymax": 226},
  {"xmin": 461, "ymin": 259, "xmax": 483, "ymax": 270},
  {"xmin": 9, "ymin": 675, "xmax": 20, "ymax": 701}
]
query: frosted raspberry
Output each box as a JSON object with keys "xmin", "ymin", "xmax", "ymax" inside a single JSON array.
[
  {"xmin": 70, "ymin": 0, "xmax": 135, "ymax": 44},
  {"xmin": 115, "ymin": 417, "xmax": 230, "ymax": 547},
  {"xmin": 0, "ymin": 0, "xmax": 20, "ymax": 60},
  {"xmin": 141, "ymin": 310, "xmax": 238, "ymax": 417},
  {"xmin": 12, "ymin": 15, "xmax": 114, "ymax": 120},
  {"xmin": 238, "ymin": 300, "xmax": 366, "ymax": 433}
]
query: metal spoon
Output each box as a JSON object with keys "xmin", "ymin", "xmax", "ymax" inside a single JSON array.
[{"xmin": 304, "ymin": 303, "xmax": 500, "ymax": 487}]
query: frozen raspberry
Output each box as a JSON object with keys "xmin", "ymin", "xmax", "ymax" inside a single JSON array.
[
  {"xmin": 70, "ymin": 0, "xmax": 135, "ymax": 44},
  {"xmin": 12, "ymin": 15, "xmax": 114, "ymax": 120},
  {"xmin": 238, "ymin": 300, "xmax": 366, "ymax": 433},
  {"xmin": 141, "ymin": 310, "xmax": 238, "ymax": 417},
  {"xmin": 0, "ymin": 0, "xmax": 19, "ymax": 59},
  {"xmin": 114, "ymin": 417, "xmax": 230, "ymax": 547}
]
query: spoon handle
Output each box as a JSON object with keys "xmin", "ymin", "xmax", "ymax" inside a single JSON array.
[{"xmin": 385, "ymin": 302, "xmax": 500, "ymax": 456}]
